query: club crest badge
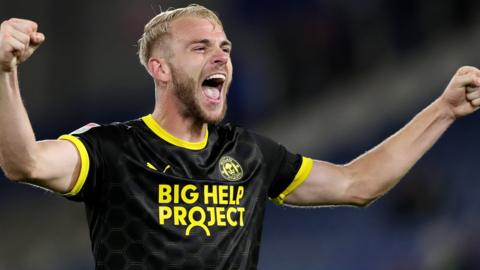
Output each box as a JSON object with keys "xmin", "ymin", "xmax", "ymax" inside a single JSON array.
[{"xmin": 219, "ymin": 156, "xmax": 243, "ymax": 181}]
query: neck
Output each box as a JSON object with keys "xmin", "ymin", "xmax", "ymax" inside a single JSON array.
[{"xmin": 151, "ymin": 99, "xmax": 208, "ymax": 144}]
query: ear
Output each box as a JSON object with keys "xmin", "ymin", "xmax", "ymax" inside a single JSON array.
[{"xmin": 148, "ymin": 57, "xmax": 171, "ymax": 83}]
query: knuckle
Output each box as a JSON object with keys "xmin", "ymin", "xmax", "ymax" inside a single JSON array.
[
  {"xmin": 18, "ymin": 42, "xmax": 26, "ymax": 51},
  {"xmin": 457, "ymin": 66, "xmax": 476, "ymax": 75},
  {"xmin": 30, "ymin": 22, "xmax": 38, "ymax": 31},
  {"xmin": 457, "ymin": 67, "xmax": 468, "ymax": 74},
  {"xmin": 0, "ymin": 20, "xmax": 10, "ymax": 30}
]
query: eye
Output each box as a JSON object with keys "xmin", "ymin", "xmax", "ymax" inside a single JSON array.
[
  {"xmin": 193, "ymin": 47, "xmax": 206, "ymax": 53},
  {"xmin": 222, "ymin": 47, "xmax": 231, "ymax": 54}
]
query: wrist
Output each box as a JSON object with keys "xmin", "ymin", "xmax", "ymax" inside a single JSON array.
[
  {"xmin": 0, "ymin": 66, "xmax": 18, "ymax": 90},
  {"xmin": 0, "ymin": 69, "xmax": 10, "ymax": 81},
  {"xmin": 0, "ymin": 65, "xmax": 16, "ymax": 76},
  {"xmin": 433, "ymin": 96, "xmax": 457, "ymax": 122},
  {"xmin": 1, "ymin": 57, "xmax": 18, "ymax": 74}
]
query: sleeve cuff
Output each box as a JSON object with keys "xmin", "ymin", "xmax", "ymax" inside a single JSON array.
[
  {"xmin": 58, "ymin": 134, "xmax": 90, "ymax": 197},
  {"xmin": 272, "ymin": 157, "xmax": 313, "ymax": 205}
]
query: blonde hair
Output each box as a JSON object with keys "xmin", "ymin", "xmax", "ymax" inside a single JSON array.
[{"xmin": 137, "ymin": 4, "xmax": 223, "ymax": 69}]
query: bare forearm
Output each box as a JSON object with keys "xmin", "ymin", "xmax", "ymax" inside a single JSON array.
[
  {"xmin": 286, "ymin": 67, "xmax": 480, "ymax": 207},
  {"xmin": 0, "ymin": 19, "xmax": 79, "ymax": 192},
  {"xmin": 345, "ymin": 98, "xmax": 455, "ymax": 203},
  {"xmin": 0, "ymin": 68, "xmax": 39, "ymax": 180}
]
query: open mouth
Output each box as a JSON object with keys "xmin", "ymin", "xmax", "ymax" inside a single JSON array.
[{"xmin": 201, "ymin": 73, "xmax": 226, "ymax": 102}]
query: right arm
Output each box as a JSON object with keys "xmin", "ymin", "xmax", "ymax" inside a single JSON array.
[{"xmin": 0, "ymin": 18, "xmax": 80, "ymax": 193}]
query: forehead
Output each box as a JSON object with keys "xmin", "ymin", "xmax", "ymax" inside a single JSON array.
[{"xmin": 169, "ymin": 16, "xmax": 228, "ymax": 43}]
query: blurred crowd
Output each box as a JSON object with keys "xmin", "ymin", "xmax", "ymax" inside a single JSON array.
[{"xmin": 1, "ymin": 0, "xmax": 480, "ymax": 269}]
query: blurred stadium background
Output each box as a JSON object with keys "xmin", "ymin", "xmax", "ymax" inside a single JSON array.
[{"xmin": 1, "ymin": 0, "xmax": 480, "ymax": 269}]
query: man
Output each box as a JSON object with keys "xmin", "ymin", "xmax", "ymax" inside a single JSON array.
[{"xmin": 1, "ymin": 4, "xmax": 480, "ymax": 270}]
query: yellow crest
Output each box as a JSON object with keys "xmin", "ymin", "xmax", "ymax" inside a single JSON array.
[{"xmin": 219, "ymin": 156, "xmax": 243, "ymax": 181}]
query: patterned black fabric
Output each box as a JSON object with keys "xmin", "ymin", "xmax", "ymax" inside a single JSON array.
[{"xmin": 64, "ymin": 117, "xmax": 303, "ymax": 270}]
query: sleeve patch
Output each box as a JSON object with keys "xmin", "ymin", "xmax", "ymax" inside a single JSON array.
[{"xmin": 70, "ymin": 123, "xmax": 100, "ymax": 135}]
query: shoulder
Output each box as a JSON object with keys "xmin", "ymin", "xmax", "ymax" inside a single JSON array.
[
  {"xmin": 61, "ymin": 118, "xmax": 147, "ymax": 158},
  {"xmin": 211, "ymin": 123, "xmax": 280, "ymax": 149},
  {"xmin": 211, "ymin": 122, "xmax": 252, "ymax": 141},
  {"xmin": 68, "ymin": 117, "xmax": 145, "ymax": 139}
]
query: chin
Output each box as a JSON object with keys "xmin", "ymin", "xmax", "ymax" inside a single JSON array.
[
  {"xmin": 202, "ymin": 106, "xmax": 227, "ymax": 124},
  {"xmin": 203, "ymin": 113, "xmax": 225, "ymax": 124}
]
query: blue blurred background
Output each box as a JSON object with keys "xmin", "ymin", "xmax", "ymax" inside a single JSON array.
[{"xmin": 1, "ymin": 0, "xmax": 480, "ymax": 269}]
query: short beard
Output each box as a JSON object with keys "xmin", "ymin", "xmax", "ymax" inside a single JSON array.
[{"xmin": 170, "ymin": 65, "xmax": 227, "ymax": 125}]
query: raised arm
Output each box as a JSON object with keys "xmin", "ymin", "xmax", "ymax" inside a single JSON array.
[
  {"xmin": 285, "ymin": 66, "xmax": 480, "ymax": 207},
  {"xmin": 0, "ymin": 18, "xmax": 80, "ymax": 193}
]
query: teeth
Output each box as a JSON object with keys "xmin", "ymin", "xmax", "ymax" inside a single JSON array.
[{"xmin": 206, "ymin": 74, "xmax": 226, "ymax": 81}]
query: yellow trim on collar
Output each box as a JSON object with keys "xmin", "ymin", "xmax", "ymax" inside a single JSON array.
[
  {"xmin": 142, "ymin": 114, "xmax": 208, "ymax": 150},
  {"xmin": 58, "ymin": 135, "xmax": 90, "ymax": 197},
  {"xmin": 272, "ymin": 157, "xmax": 313, "ymax": 205}
]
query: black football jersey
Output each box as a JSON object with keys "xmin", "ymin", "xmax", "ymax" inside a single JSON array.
[{"xmin": 59, "ymin": 114, "xmax": 313, "ymax": 270}]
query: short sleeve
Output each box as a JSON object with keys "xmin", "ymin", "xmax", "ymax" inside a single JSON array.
[
  {"xmin": 252, "ymin": 132, "xmax": 313, "ymax": 205},
  {"xmin": 58, "ymin": 123, "xmax": 104, "ymax": 203},
  {"xmin": 270, "ymin": 155, "xmax": 313, "ymax": 205}
]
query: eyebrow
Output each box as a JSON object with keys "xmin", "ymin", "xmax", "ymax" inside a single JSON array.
[{"xmin": 189, "ymin": 39, "xmax": 232, "ymax": 47}]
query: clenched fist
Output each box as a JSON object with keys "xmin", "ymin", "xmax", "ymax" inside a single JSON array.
[
  {"xmin": 440, "ymin": 66, "xmax": 480, "ymax": 118},
  {"xmin": 0, "ymin": 18, "xmax": 45, "ymax": 72}
]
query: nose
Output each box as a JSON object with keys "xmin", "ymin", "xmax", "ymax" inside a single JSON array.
[{"xmin": 211, "ymin": 48, "xmax": 229, "ymax": 66}]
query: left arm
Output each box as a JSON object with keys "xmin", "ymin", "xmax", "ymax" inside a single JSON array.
[{"xmin": 285, "ymin": 66, "xmax": 480, "ymax": 207}]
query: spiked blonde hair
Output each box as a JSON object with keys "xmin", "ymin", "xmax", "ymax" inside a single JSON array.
[{"xmin": 137, "ymin": 4, "xmax": 223, "ymax": 70}]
